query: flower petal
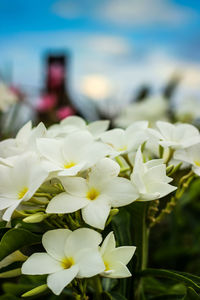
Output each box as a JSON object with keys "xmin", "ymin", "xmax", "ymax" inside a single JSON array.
[
  {"xmin": 3, "ymin": 202, "xmax": 19, "ymax": 221},
  {"xmin": 105, "ymin": 246, "xmax": 136, "ymax": 265},
  {"xmin": 65, "ymin": 228, "xmax": 102, "ymax": 256},
  {"xmin": 22, "ymin": 253, "xmax": 62, "ymax": 275},
  {"xmin": 146, "ymin": 181, "xmax": 177, "ymax": 199},
  {"xmin": 81, "ymin": 197, "xmax": 111, "ymax": 230},
  {"xmin": 104, "ymin": 177, "xmax": 138, "ymax": 207},
  {"xmin": 156, "ymin": 121, "xmax": 174, "ymax": 140},
  {"xmin": 101, "ymin": 129, "xmax": 125, "ymax": 150},
  {"xmin": 143, "ymin": 165, "xmax": 170, "ymax": 184},
  {"xmin": 47, "ymin": 265, "xmax": 79, "ymax": 295},
  {"xmin": 37, "ymin": 138, "xmax": 63, "ymax": 165},
  {"xmin": 88, "ymin": 120, "xmax": 110, "ymax": 138},
  {"xmin": 83, "ymin": 142, "xmax": 112, "ymax": 169},
  {"xmin": 75, "ymin": 248, "xmax": 105, "ymax": 278},
  {"xmin": 46, "ymin": 193, "xmax": 88, "ymax": 214},
  {"xmin": 61, "ymin": 116, "xmax": 86, "ymax": 128},
  {"xmin": 42, "ymin": 229, "xmax": 72, "ymax": 260},
  {"xmin": 60, "ymin": 177, "xmax": 88, "ymax": 196},
  {"xmin": 89, "ymin": 158, "xmax": 120, "ymax": 189},
  {"xmin": 100, "ymin": 232, "xmax": 116, "ymax": 255},
  {"xmin": 101, "ymin": 261, "xmax": 131, "ymax": 278},
  {"xmin": 58, "ymin": 162, "xmax": 86, "ymax": 177}
]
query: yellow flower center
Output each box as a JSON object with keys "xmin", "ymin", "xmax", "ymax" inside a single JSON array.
[
  {"xmin": 61, "ymin": 257, "xmax": 74, "ymax": 269},
  {"xmin": 64, "ymin": 162, "xmax": 76, "ymax": 169},
  {"xmin": 194, "ymin": 160, "xmax": 200, "ymax": 167},
  {"xmin": 104, "ymin": 260, "xmax": 110, "ymax": 271},
  {"xmin": 18, "ymin": 187, "xmax": 28, "ymax": 200},
  {"xmin": 117, "ymin": 145, "xmax": 127, "ymax": 152},
  {"xmin": 86, "ymin": 188, "xmax": 99, "ymax": 201}
]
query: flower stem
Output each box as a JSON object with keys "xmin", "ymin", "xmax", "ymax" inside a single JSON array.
[
  {"xmin": 132, "ymin": 202, "xmax": 149, "ymax": 299},
  {"xmin": 165, "ymin": 148, "xmax": 174, "ymax": 165},
  {"xmin": 150, "ymin": 171, "xmax": 195, "ymax": 228},
  {"xmin": 92, "ymin": 276, "xmax": 102, "ymax": 300}
]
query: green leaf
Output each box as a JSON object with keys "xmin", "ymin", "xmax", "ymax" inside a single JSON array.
[
  {"xmin": 101, "ymin": 292, "xmax": 112, "ymax": 300},
  {"xmin": 176, "ymin": 272, "xmax": 200, "ymax": 286},
  {"xmin": 110, "ymin": 291, "xmax": 128, "ymax": 300},
  {"xmin": 143, "ymin": 276, "xmax": 186, "ymax": 296},
  {"xmin": 150, "ymin": 295, "xmax": 183, "ymax": 300},
  {"xmin": 0, "ymin": 228, "xmax": 9, "ymax": 239},
  {"xmin": 139, "ymin": 268, "xmax": 200, "ymax": 292},
  {"xmin": 0, "ymin": 228, "xmax": 41, "ymax": 261},
  {"xmin": 0, "ymin": 295, "xmax": 19, "ymax": 300},
  {"xmin": 102, "ymin": 278, "xmax": 118, "ymax": 292},
  {"xmin": 183, "ymin": 287, "xmax": 200, "ymax": 300},
  {"xmin": 3, "ymin": 283, "xmax": 38, "ymax": 296},
  {"xmin": 0, "ymin": 221, "xmax": 7, "ymax": 228}
]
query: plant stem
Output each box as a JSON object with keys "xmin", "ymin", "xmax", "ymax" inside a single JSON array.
[
  {"xmin": 165, "ymin": 148, "xmax": 174, "ymax": 165},
  {"xmin": 92, "ymin": 276, "xmax": 102, "ymax": 300},
  {"xmin": 150, "ymin": 171, "xmax": 195, "ymax": 228},
  {"xmin": 133, "ymin": 202, "xmax": 149, "ymax": 300}
]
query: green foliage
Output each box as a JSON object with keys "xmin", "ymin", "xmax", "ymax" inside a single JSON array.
[{"xmin": 0, "ymin": 228, "xmax": 41, "ymax": 261}]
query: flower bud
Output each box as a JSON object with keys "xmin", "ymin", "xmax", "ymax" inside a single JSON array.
[
  {"xmin": 23, "ymin": 212, "xmax": 48, "ymax": 223},
  {"xmin": 0, "ymin": 268, "xmax": 21, "ymax": 278},
  {"xmin": 22, "ymin": 284, "xmax": 48, "ymax": 297}
]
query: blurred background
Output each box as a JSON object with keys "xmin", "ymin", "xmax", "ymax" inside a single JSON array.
[
  {"xmin": 1, "ymin": 2, "xmax": 200, "ymax": 298},
  {"xmin": 0, "ymin": 0, "xmax": 200, "ymax": 133}
]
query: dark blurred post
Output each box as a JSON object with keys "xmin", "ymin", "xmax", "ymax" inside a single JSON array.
[{"xmin": 37, "ymin": 53, "xmax": 76, "ymax": 125}]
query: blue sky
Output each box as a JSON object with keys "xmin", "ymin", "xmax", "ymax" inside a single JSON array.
[{"xmin": 0, "ymin": 0, "xmax": 200, "ymax": 102}]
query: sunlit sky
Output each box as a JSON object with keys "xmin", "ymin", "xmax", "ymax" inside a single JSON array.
[{"xmin": 0, "ymin": 0, "xmax": 200, "ymax": 102}]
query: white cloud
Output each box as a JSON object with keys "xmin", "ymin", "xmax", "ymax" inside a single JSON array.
[
  {"xmin": 99, "ymin": 0, "xmax": 195, "ymax": 26},
  {"xmin": 52, "ymin": 0, "xmax": 195, "ymax": 27},
  {"xmin": 52, "ymin": 1, "xmax": 82, "ymax": 18},
  {"xmin": 85, "ymin": 35, "xmax": 132, "ymax": 55}
]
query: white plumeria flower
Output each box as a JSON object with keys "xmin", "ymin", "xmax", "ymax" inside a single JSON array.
[
  {"xmin": 46, "ymin": 158, "xmax": 138, "ymax": 229},
  {"xmin": 131, "ymin": 148, "xmax": 176, "ymax": 201},
  {"xmin": 0, "ymin": 152, "xmax": 48, "ymax": 221},
  {"xmin": 48, "ymin": 116, "xmax": 109, "ymax": 139},
  {"xmin": 100, "ymin": 232, "xmax": 136, "ymax": 278},
  {"xmin": 0, "ymin": 157, "xmax": 13, "ymax": 167},
  {"xmin": 22, "ymin": 228, "xmax": 105, "ymax": 295},
  {"xmin": 174, "ymin": 144, "xmax": 200, "ymax": 176},
  {"xmin": 149, "ymin": 121, "xmax": 200, "ymax": 150},
  {"xmin": 100, "ymin": 121, "xmax": 148, "ymax": 156},
  {"xmin": 114, "ymin": 96, "xmax": 169, "ymax": 128},
  {"xmin": 0, "ymin": 121, "xmax": 46, "ymax": 158},
  {"xmin": 37, "ymin": 131, "xmax": 111, "ymax": 177}
]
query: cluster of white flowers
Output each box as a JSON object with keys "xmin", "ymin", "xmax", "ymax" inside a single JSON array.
[
  {"xmin": 22, "ymin": 228, "xmax": 135, "ymax": 295},
  {"xmin": 114, "ymin": 96, "xmax": 169, "ymax": 128},
  {"xmin": 1, "ymin": 116, "xmax": 200, "ymax": 295}
]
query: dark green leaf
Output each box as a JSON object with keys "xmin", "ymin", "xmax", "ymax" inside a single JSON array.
[
  {"xmin": 0, "ymin": 228, "xmax": 41, "ymax": 261},
  {"xmin": 150, "ymin": 295, "xmax": 183, "ymax": 300},
  {"xmin": 3, "ymin": 283, "xmax": 38, "ymax": 296},
  {"xmin": 143, "ymin": 276, "xmax": 186, "ymax": 296},
  {"xmin": 139, "ymin": 268, "xmax": 200, "ymax": 292},
  {"xmin": 101, "ymin": 292, "xmax": 112, "ymax": 300},
  {"xmin": 176, "ymin": 272, "xmax": 200, "ymax": 286},
  {"xmin": 0, "ymin": 228, "xmax": 9, "ymax": 240},
  {"xmin": 102, "ymin": 278, "xmax": 118, "ymax": 292},
  {"xmin": 110, "ymin": 291, "xmax": 128, "ymax": 300},
  {"xmin": 183, "ymin": 287, "xmax": 200, "ymax": 300},
  {"xmin": 0, "ymin": 295, "xmax": 19, "ymax": 300}
]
